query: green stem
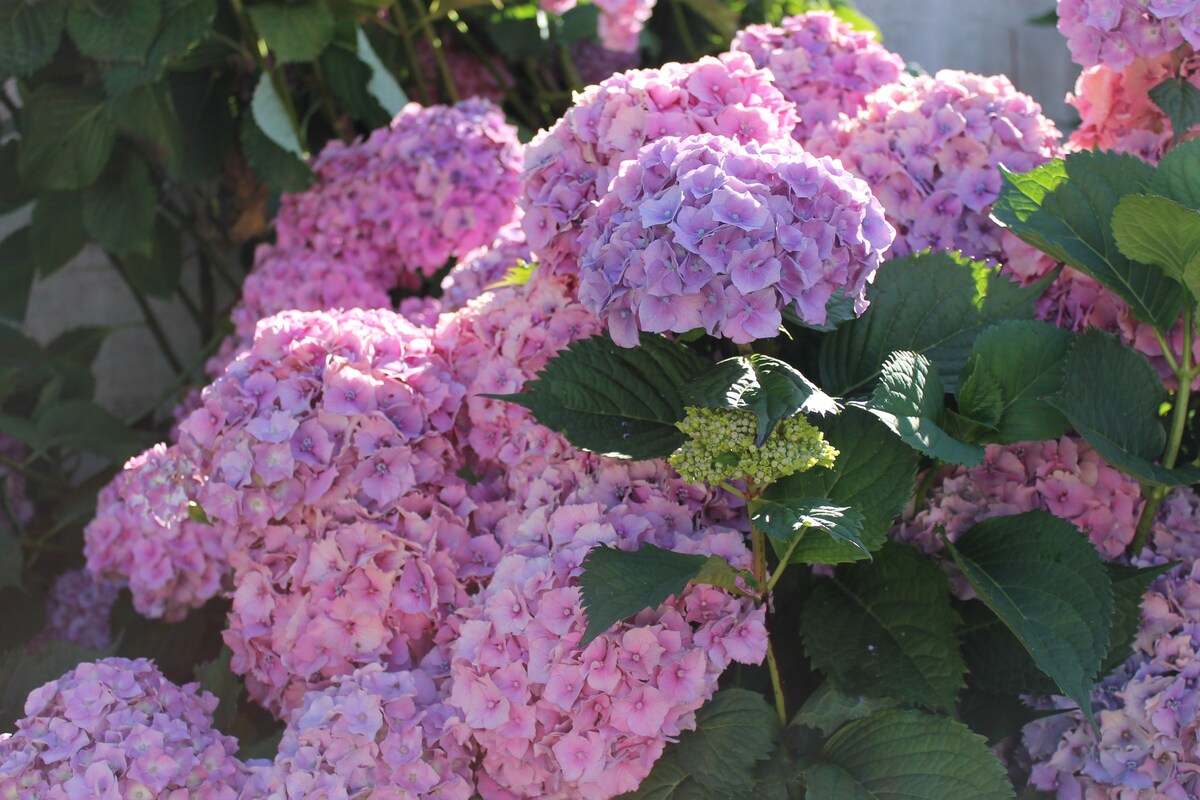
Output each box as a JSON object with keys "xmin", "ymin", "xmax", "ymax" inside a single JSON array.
[
  {"xmin": 229, "ymin": 0, "xmax": 306, "ymax": 151},
  {"xmin": 111, "ymin": 256, "xmax": 185, "ymax": 374},
  {"xmin": 408, "ymin": 0, "xmax": 459, "ymax": 103},
  {"xmin": 446, "ymin": 11, "xmax": 542, "ymax": 129},
  {"xmin": 669, "ymin": 0, "xmax": 700, "ymax": 60},
  {"xmin": 911, "ymin": 460, "xmax": 948, "ymax": 516},
  {"xmin": 390, "ymin": 4, "xmax": 431, "ymax": 106},
  {"xmin": 765, "ymin": 641, "xmax": 788, "ymax": 726},
  {"xmin": 766, "ymin": 529, "xmax": 804, "ymax": 594},
  {"xmin": 749, "ymin": 494, "xmax": 788, "ymax": 724}
]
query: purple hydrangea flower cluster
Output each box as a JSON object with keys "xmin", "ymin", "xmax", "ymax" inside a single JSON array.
[
  {"xmin": 33, "ymin": 568, "xmax": 121, "ymax": 651},
  {"xmin": 84, "ymin": 443, "xmax": 229, "ymax": 621},
  {"xmin": 810, "ymin": 69, "xmax": 1061, "ymax": 264},
  {"xmin": 1025, "ymin": 488, "xmax": 1200, "ymax": 798},
  {"xmin": 577, "ymin": 133, "xmax": 893, "ymax": 345},
  {"xmin": 520, "ymin": 53, "xmax": 798, "ymax": 275},
  {"xmin": 570, "ymin": 40, "xmax": 641, "ymax": 87},
  {"xmin": 1057, "ymin": 0, "xmax": 1200, "ymax": 70},
  {"xmin": 450, "ymin": 459, "xmax": 764, "ymax": 799},
  {"xmin": 895, "ymin": 436, "xmax": 1144, "ymax": 561},
  {"xmin": 274, "ymin": 99, "xmax": 522, "ymax": 282},
  {"xmin": 0, "ymin": 658, "xmax": 248, "ymax": 799},
  {"xmin": 730, "ymin": 11, "xmax": 906, "ymax": 143},
  {"xmin": 239, "ymin": 664, "xmax": 475, "ymax": 799}
]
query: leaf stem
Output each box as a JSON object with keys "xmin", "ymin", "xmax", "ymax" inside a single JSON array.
[
  {"xmin": 766, "ymin": 529, "xmax": 804, "ymax": 594},
  {"xmin": 390, "ymin": 4, "xmax": 432, "ymax": 105},
  {"xmin": 749, "ymin": 488, "xmax": 788, "ymax": 724},
  {"xmin": 407, "ymin": 0, "xmax": 460, "ymax": 103}
]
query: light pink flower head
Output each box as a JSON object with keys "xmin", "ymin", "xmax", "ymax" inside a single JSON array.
[
  {"xmin": 594, "ymin": 0, "xmax": 658, "ymax": 52},
  {"xmin": 238, "ymin": 665, "xmax": 475, "ymax": 799},
  {"xmin": 0, "ymin": 657, "xmax": 248, "ymax": 799},
  {"xmin": 1057, "ymin": 0, "xmax": 1198, "ymax": 70},
  {"xmin": 810, "ymin": 69, "xmax": 1062, "ymax": 265},
  {"xmin": 520, "ymin": 52, "xmax": 798, "ymax": 276},
  {"xmin": 84, "ymin": 443, "xmax": 228, "ymax": 621},
  {"xmin": 578, "ymin": 133, "xmax": 893, "ymax": 345},
  {"xmin": 731, "ymin": 11, "xmax": 906, "ymax": 143}
]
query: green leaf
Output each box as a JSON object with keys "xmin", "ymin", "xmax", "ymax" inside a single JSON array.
[
  {"xmin": 864, "ymin": 350, "xmax": 985, "ymax": 466},
  {"xmin": 1150, "ymin": 75, "xmax": 1200, "ymax": 144},
  {"xmin": 0, "ymin": 141, "xmax": 30, "ymax": 214},
  {"xmin": 678, "ymin": 0, "xmax": 738, "ymax": 38},
  {"xmin": 101, "ymin": 0, "xmax": 217, "ymax": 96},
  {"xmin": 1149, "ymin": 137, "xmax": 1200, "ymax": 210},
  {"xmin": 765, "ymin": 407, "xmax": 920, "ymax": 557},
  {"xmin": 356, "ymin": 27, "xmax": 407, "ymax": 116},
  {"xmin": 194, "ymin": 646, "xmax": 241, "ymax": 734},
  {"xmin": 620, "ymin": 689, "xmax": 780, "ymax": 799},
  {"xmin": 684, "ymin": 354, "xmax": 839, "ymax": 444},
  {"xmin": 66, "ymin": 0, "xmax": 160, "ymax": 62},
  {"xmin": 992, "ymin": 150, "xmax": 1186, "ymax": 332},
  {"xmin": 793, "ymin": 684, "xmax": 899, "ymax": 736},
  {"xmin": 958, "ymin": 686, "xmax": 1062, "ymax": 747},
  {"xmin": 248, "ymin": 1, "xmax": 335, "ymax": 63},
  {"xmin": 0, "ymin": 640, "xmax": 110, "ymax": 729},
  {"xmin": 819, "ymin": 251, "xmax": 1041, "ymax": 395},
  {"xmin": 0, "ymin": 227, "xmax": 36, "ymax": 324},
  {"xmin": 31, "ymin": 191, "xmax": 85, "ymax": 275},
  {"xmin": 82, "ymin": 152, "xmax": 156, "ymax": 258},
  {"xmin": 491, "ymin": 332, "xmax": 709, "ymax": 461},
  {"xmin": 320, "ymin": 45, "xmax": 388, "ymax": 128},
  {"xmin": 45, "ymin": 325, "xmax": 113, "ymax": 369},
  {"xmin": 1112, "ymin": 193, "xmax": 1200, "ymax": 302},
  {"xmin": 753, "ymin": 499, "xmax": 870, "ymax": 564},
  {"xmin": 803, "ymin": 710, "xmax": 1013, "ymax": 800},
  {"xmin": 238, "ymin": 112, "xmax": 314, "ymax": 193},
  {"xmin": 0, "ymin": 0, "xmax": 65, "ymax": 78},
  {"xmin": 1101, "ymin": 563, "xmax": 1171, "ymax": 676},
  {"xmin": 957, "ymin": 321, "xmax": 1073, "ymax": 444},
  {"xmin": 251, "ymin": 73, "xmax": 306, "ymax": 158},
  {"xmin": 959, "ymin": 601, "xmax": 1057, "ymax": 698},
  {"xmin": 33, "ymin": 400, "xmax": 151, "ymax": 461},
  {"xmin": 578, "ymin": 544, "xmax": 748, "ymax": 645},
  {"xmin": 1047, "ymin": 329, "xmax": 1200, "ymax": 485},
  {"xmin": 122, "ymin": 216, "xmax": 182, "ymax": 298},
  {"xmin": 783, "ymin": 289, "xmax": 858, "ymax": 333},
  {"xmin": 112, "ymin": 84, "xmax": 185, "ymax": 176},
  {"xmin": 799, "ymin": 543, "xmax": 965, "ymax": 710},
  {"xmin": 17, "ymin": 84, "xmax": 117, "ymax": 190},
  {"xmin": 944, "ymin": 511, "xmax": 1114, "ymax": 727}
]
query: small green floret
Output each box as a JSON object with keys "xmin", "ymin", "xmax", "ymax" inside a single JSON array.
[{"xmin": 669, "ymin": 406, "xmax": 838, "ymax": 486}]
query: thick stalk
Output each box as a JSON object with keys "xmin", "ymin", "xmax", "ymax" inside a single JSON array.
[{"xmin": 748, "ymin": 485, "xmax": 788, "ymax": 724}]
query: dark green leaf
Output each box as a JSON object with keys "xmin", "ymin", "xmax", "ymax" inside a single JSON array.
[
  {"xmin": 45, "ymin": 325, "xmax": 113, "ymax": 368},
  {"xmin": 578, "ymin": 544, "xmax": 748, "ymax": 645},
  {"xmin": 18, "ymin": 84, "xmax": 117, "ymax": 190},
  {"xmin": 803, "ymin": 710, "xmax": 1013, "ymax": 800},
  {"xmin": 248, "ymin": 0, "xmax": 335, "ymax": 63},
  {"xmin": 992, "ymin": 150, "xmax": 1185, "ymax": 332},
  {"xmin": 251, "ymin": 73, "xmax": 306, "ymax": 158},
  {"xmin": 0, "ymin": 640, "xmax": 110, "ymax": 729},
  {"xmin": 112, "ymin": 84, "xmax": 185, "ymax": 176},
  {"xmin": 1150, "ymin": 76, "xmax": 1200, "ymax": 144},
  {"xmin": 1101, "ymin": 562, "xmax": 1171, "ymax": 676},
  {"xmin": 793, "ymin": 683, "xmax": 899, "ymax": 736},
  {"xmin": 959, "ymin": 601, "xmax": 1057, "ymax": 698},
  {"xmin": 944, "ymin": 511, "xmax": 1114, "ymax": 726},
  {"xmin": 958, "ymin": 687, "xmax": 1062, "ymax": 747},
  {"xmin": 82, "ymin": 152, "xmax": 156, "ymax": 258},
  {"xmin": 1047, "ymin": 329, "xmax": 1200, "ymax": 485},
  {"xmin": 66, "ymin": 0, "xmax": 160, "ymax": 62},
  {"xmin": 122, "ymin": 216, "xmax": 182, "ymax": 298},
  {"xmin": 864, "ymin": 350, "xmax": 985, "ymax": 465},
  {"xmin": 1150, "ymin": 137, "xmax": 1200, "ymax": 210},
  {"xmin": 799, "ymin": 543, "xmax": 965, "ymax": 711},
  {"xmin": 491, "ymin": 332, "xmax": 709, "ymax": 461},
  {"xmin": 33, "ymin": 400, "xmax": 151, "ymax": 461},
  {"xmin": 194, "ymin": 646, "xmax": 241, "ymax": 734},
  {"xmin": 684, "ymin": 354, "xmax": 839, "ymax": 444},
  {"xmin": 957, "ymin": 321, "xmax": 1072, "ymax": 444},
  {"xmin": 1113, "ymin": 192, "xmax": 1200, "ymax": 305},
  {"xmin": 678, "ymin": 0, "xmax": 738, "ymax": 38},
  {"xmin": 356, "ymin": 27, "xmax": 407, "ymax": 116},
  {"xmin": 782, "ymin": 288, "xmax": 858, "ymax": 332},
  {"xmin": 320, "ymin": 45, "xmax": 388, "ymax": 128},
  {"xmin": 31, "ymin": 190, "xmax": 85, "ymax": 275},
  {"xmin": 238, "ymin": 113, "xmax": 314, "ymax": 193},
  {"xmin": 0, "ymin": 527, "xmax": 20, "ymax": 588},
  {"xmin": 753, "ymin": 499, "xmax": 870, "ymax": 564},
  {"xmin": 0, "ymin": 0, "xmax": 65, "ymax": 78},
  {"xmin": 101, "ymin": 0, "xmax": 217, "ymax": 95},
  {"xmin": 0, "ymin": 227, "xmax": 36, "ymax": 323},
  {"xmin": 0, "ymin": 585, "xmax": 45, "ymax": 653},
  {"xmin": 765, "ymin": 407, "xmax": 920, "ymax": 556},
  {"xmin": 819, "ymin": 251, "xmax": 1041, "ymax": 395},
  {"xmin": 620, "ymin": 689, "xmax": 780, "ymax": 799},
  {"xmin": 0, "ymin": 141, "xmax": 29, "ymax": 214}
]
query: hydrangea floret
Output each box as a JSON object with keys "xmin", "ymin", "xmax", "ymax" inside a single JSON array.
[
  {"xmin": 33, "ymin": 568, "xmax": 120, "ymax": 651},
  {"xmin": 0, "ymin": 657, "xmax": 248, "ymax": 799},
  {"xmin": 577, "ymin": 133, "xmax": 894, "ymax": 345},
  {"xmin": 1057, "ymin": 0, "xmax": 1200, "ymax": 70},
  {"xmin": 669, "ymin": 407, "xmax": 838, "ymax": 487}
]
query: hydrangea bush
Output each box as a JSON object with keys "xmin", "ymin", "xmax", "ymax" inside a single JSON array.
[{"xmin": 10, "ymin": 3, "xmax": 1200, "ymax": 800}]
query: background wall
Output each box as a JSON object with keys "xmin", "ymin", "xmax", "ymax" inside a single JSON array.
[{"xmin": 4, "ymin": 0, "xmax": 1081, "ymax": 419}]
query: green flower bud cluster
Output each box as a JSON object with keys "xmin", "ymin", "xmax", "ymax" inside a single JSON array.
[{"xmin": 669, "ymin": 406, "xmax": 838, "ymax": 486}]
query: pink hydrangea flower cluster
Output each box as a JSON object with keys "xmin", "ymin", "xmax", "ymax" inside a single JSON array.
[
  {"xmin": 0, "ymin": 657, "xmax": 248, "ymax": 799},
  {"xmin": 180, "ymin": 309, "xmax": 464, "ymax": 556},
  {"xmin": 450, "ymin": 460, "xmax": 764, "ymax": 799},
  {"xmin": 1057, "ymin": 0, "xmax": 1200, "ymax": 70},
  {"xmin": 1067, "ymin": 50, "xmax": 1200, "ymax": 160},
  {"xmin": 570, "ymin": 40, "xmax": 640, "ymax": 87},
  {"xmin": 895, "ymin": 435, "xmax": 1143, "ymax": 560},
  {"xmin": 224, "ymin": 499, "xmax": 476, "ymax": 719},
  {"xmin": 594, "ymin": 0, "xmax": 658, "ymax": 53},
  {"xmin": 239, "ymin": 664, "xmax": 475, "ymax": 799},
  {"xmin": 730, "ymin": 11, "xmax": 906, "ymax": 143},
  {"xmin": 274, "ymin": 99, "xmax": 523, "ymax": 281},
  {"xmin": 411, "ymin": 37, "xmax": 509, "ymax": 105},
  {"xmin": 520, "ymin": 52, "xmax": 798, "ymax": 275},
  {"xmin": 810, "ymin": 70, "xmax": 1061, "ymax": 264},
  {"xmin": 578, "ymin": 133, "xmax": 894, "ymax": 345},
  {"xmin": 1025, "ymin": 488, "xmax": 1200, "ymax": 798},
  {"xmin": 34, "ymin": 568, "xmax": 120, "ymax": 651},
  {"xmin": 438, "ymin": 220, "xmax": 532, "ymax": 312},
  {"xmin": 83, "ymin": 443, "xmax": 228, "ymax": 622}
]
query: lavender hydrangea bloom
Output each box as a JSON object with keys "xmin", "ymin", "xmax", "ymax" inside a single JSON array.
[
  {"xmin": 1057, "ymin": 0, "xmax": 1200, "ymax": 70},
  {"xmin": 34, "ymin": 568, "xmax": 121, "ymax": 651},
  {"xmin": 577, "ymin": 133, "xmax": 893, "ymax": 345}
]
